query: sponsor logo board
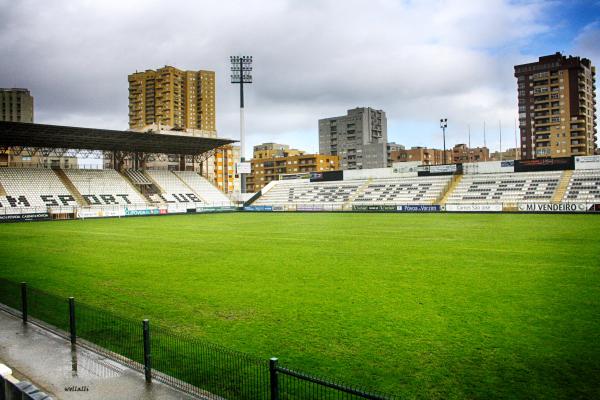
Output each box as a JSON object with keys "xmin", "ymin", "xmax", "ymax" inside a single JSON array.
[
  {"xmin": 397, "ymin": 205, "xmax": 441, "ymax": 212},
  {"xmin": 0, "ymin": 212, "xmax": 51, "ymax": 222},
  {"xmin": 244, "ymin": 206, "xmax": 273, "ymax": 212},
  {"xmin": 517, "ymin": 203, "xmax": 588, "ymax": 212},
  {"xmin": 446, "ymin": 204, "xmax": 503, "ymax": 212},
  {"xmin": 124, "ymin": 208, "xmax": 160, "ymax": 216}
]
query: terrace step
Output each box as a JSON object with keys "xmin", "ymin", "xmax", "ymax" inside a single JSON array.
[
  {"xmin": 119, "ymin": 170, "xmax": 151, "ymax": 205},
  {"xmin": 53, "ymin": 168, "xmax": 87, "ymax": 206},
  {"xmin": 437, "ymin": 174, "xmax": 463, "ymax": 206},
  {"xmin": 551, "ymin": 170, "xmax": 573, "ymax": 203},
  {"xmin": 343, "ymin": 178, "xmax": 372, "ymax": 209},
  {"xmin": 0, "ymin": 180, "xmax": 6, "ymax": 196}
]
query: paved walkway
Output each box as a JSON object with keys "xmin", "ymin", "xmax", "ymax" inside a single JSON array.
[{"xmin": 0, "ymin": 310, "xmax": 199, "ymax": 400}]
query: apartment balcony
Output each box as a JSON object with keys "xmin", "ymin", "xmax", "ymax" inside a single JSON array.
[{"xmin": 534, "ymin": 98, "xmax": 551, "ymax": 105}]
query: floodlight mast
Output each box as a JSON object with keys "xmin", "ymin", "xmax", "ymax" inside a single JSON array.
[
  {"xmin": 440, "ymin": 118, "xmax": 448, "ymax": 164},
  {"xmin": 230, "ymin": 55, "xmax": 253, "ymax": 193}
]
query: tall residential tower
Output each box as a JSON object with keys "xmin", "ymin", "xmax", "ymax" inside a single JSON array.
[
  {"xmin": 514, "ymin": 53, "xmax": 596, "ymax": 159},
  {"xmin": 319, "ymin": 107, "xmax": 388, "ymax": 170},
  {"xmin": 0, "ymin": 88, "xmax": 33, "ymax": 123},
  {"xmin": 128, "ymin": 66, "xmax": 216, "ymax": 132}
]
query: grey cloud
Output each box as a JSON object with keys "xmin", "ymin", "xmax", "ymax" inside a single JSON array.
[{"xmin": 0, "ymin": 0, "xmax": 560, "ymax": 157}]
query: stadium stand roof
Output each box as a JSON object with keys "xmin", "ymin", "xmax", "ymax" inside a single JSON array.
[{"xmin": 0, "ymin": 121, "xmax": 236, "ymax": 155}]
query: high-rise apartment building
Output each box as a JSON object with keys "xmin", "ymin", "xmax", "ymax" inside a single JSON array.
[
  {"xmin": 1, "ymin": 88, "xmax": 33, "ymax": 123},
  {"xmin": 514, "ymin": 53, "xmax": 596, "ymax": 159},
  {"xmin": 319, "ymin": 107, "xmax": 388, "ymax": 170},
  {"xmin": 128, "ymin": 66, "xmax": 216, "ymax": 132}
]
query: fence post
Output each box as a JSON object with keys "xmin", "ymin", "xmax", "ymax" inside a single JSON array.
[
  {"xmin": 143, "ymin": 319, "xmax": 152, "ymax": 384},
  {"xmin": 69, "ymin": 297, "xmax": 76, "ymax": 345},
  {"xmin": 20, "ymin": 282, "xmax": 28, "ymax": 323},
  {"xmin": 269, "ymin": 357, "xmax": 279, "ymax": 400}
]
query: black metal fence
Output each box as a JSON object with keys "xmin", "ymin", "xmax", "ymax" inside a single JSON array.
[{"xmin": 0, "ymin": 278, "xmax": 397, "ymax": 400}]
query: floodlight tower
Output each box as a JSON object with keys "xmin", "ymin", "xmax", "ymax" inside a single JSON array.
[
  {"xmin": 440, "ymin": 118, "xmax": 448, "ymax": 164},
  {"xmin": 230, "ymin": 55, "xmax": 253, "ymax": 193}
]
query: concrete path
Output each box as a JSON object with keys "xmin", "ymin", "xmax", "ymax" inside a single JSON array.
[{"xmin": 0, "ymin": 310, "xmax": 200, "ymax": 400}]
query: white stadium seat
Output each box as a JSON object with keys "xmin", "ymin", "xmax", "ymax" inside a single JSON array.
[
  {"xmin": 446, "ymin": 171, "xmax": 562, "ymax": 204},
  {"xmin": 63, "ymin": 169, "xmax": 147, "ymax": 206},
  {"xmin": 145, "ymin": 170, "xmax": 204, "ymax": 205},
  {"xmin": 174, "ymin": 171, "xmax": 232, "ymax": 206},
  {"xmin": 563, "ymin": 169, "xmax": 600, "ymax": 203},
  {"xmin": 0, "ymin": 168, "xmax": 77, "ymax": 212},
  {"xmin": 254, "ymin": 175, "xmax": 451, "ymax": 206}
]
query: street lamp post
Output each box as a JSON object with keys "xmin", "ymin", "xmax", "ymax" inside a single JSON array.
[
  {"xmin": 440, "ymin": 118, "xmax": 448, "ymax": 164},
  {"xmin": 230, "ymin": 56, "xmax": 253, "ymax": 193}
]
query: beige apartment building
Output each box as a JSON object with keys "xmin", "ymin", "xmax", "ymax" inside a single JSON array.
[
  {"xmin": 247, "ymin": 143, "xmax": 339, "ymax": 192},
  {"xmin": 128, "ymin": 66, "xmax": 216, "ymax": 132},
  {"xmin": 391, "ymin": 147, "xmax": 449, "ymax": 165},
  {"xmin": 391, "ymin": 144, "xmax": 489, "ymax": 165},
  {"xmin": 514, "ymin": 53, "xmax": 597, "ymax": 159}
]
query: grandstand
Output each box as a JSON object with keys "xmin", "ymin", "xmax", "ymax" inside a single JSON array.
[
  {"xmin": 252, "ymin": 162, "xmax": 600, "ymax": 211},
  {"xmin": 1, "ymin": 121, "xmax": 599, "ymax": 219},
  {"xmin": 0, "ymin": 121, "xmax": 236, "ymax": 219},
  {"xmin": 445, "ymin": 171, "xmax": 562, "ymax": 204}
]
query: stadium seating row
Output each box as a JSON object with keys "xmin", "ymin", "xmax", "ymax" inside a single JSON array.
[
  {"xmin": 563, "ymin": 170, "xmax": 600, "ymax": 203},
  {"xmin": 254, "ymin": 175, "xmax": 452, "ymax": 206},
  {"xmin": 1, "ymin": 167, "xmax": 599, "ymax": 213},
  {"xmin": 446, "ymin": 171, "xmax": 563, "ymax": 204},
  {"xmin": 0, "ymin": 168, "xmax": 233, "ymax": 212},
  {"xmin": 253, "ymin": 170, "xmax": 600, "ymax": 206}
]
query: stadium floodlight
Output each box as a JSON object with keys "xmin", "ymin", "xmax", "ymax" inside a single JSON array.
[
  {"xmin": 440, "ymin": 118, "xmax": 448, "ymax": 164},
  {"xmin": 230, "ymin": 55, "xmax": 253, "ymax": 193}
]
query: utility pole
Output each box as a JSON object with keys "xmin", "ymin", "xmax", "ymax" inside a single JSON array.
[{"xmin": 499, "ymin": 120, "xmax": 503, "ymax": 162}]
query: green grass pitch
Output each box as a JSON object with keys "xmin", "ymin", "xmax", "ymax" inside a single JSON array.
[{"xmin": 0, "ymin": 213, "xmax": 599, "ymax": 399}]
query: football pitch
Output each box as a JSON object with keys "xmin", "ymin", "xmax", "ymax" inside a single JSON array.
[{"xmin": 0, "ymin": 213, "xmax": 599, "ymax": 399}]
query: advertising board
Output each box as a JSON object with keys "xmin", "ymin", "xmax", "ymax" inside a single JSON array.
[
  {"xmin": 397, "ymin": 205, "xmax": 441, "ymax": 212},
  {"xmin": 445, "ymin": 204, "xmax": 502, "ymax": 212},
  {"xmin": 517, "ymin": 203, "xmax": 588, "ymax": 212},
  {"xmin": 78, "ymin": 210, "xmax": 102, "ymax": 218},
  {"xmin": 244, "ymin": 205, "xmax": 273, "ymax": 212},
  {"xmin": 124, "ymin": 208, "xmax": 160, "ymax": 216},
  {"xmin": 574, "ymin": 155, "xmax": 600, "ymax": 170},
  {"xmin": 352, "ymin": 205, "xmax": 398, "ymax": 212},
  {"xmin": 515, "ymin": 157, "xmax": 573, "ymax": 172},
  {"xmin": 310, "ymin": 170, "xmax": 343, "ymax": 182},
  {"xmin": 297, "ymin": 204, "xmax": 325, "ymax": 211},
  {"xmin": 430, "ymin": 164, "xmax": 457, "ymax": 174},
  {"xmin": 587, "ymin": 204, "xmax": 600, "ymax": 212},
  {"xmin": 236, "ymin": 162, "xmax": 251, "ymax": 174},
  {"xmin": 0, "ymin": 212, "xmax": 50, "ymax": 222}
]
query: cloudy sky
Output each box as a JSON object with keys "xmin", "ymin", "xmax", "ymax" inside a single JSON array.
[{"xmin": 1, "ymin": 0, "xmax": 599, "ymax": 158}]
